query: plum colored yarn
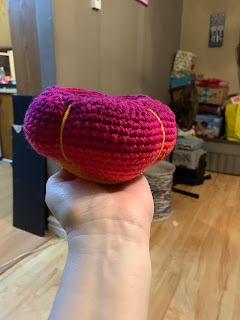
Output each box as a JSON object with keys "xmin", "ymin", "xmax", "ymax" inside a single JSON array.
[{"xmin": 24, "ymin": 86, "xmax": 176, "ymax": 184}]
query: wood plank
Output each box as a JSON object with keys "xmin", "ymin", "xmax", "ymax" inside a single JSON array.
[
  {"xmin": 0, "ymin": 161, "xmax": 54, "ymax": 275},
  {"xmin": 7, "ymin": 0, "xmax": 56, "ymax": 95},
  {"xmin": 148, "ymin": 173, "xmax": 240, "ymax": 320},
  {"xmin": 0, "ymin": 239, "xmax": 67, "ymax": 320},
  {"xmin": 0, "ymin": 161, "xmax": 12, "ymax": 222},
  {"xmin": 0, "ymin": 164, "xmax": 240, "ymax": 319},
  {"xmin": 0, "ymin": 93, "xmax": 14, "ymax": 159},
  {"xmin": 7, "ymin": 0, "xmax": 42, "ymax": 95}
]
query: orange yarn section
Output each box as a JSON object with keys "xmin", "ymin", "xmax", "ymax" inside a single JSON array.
[
  {"xmin": 56, "ymin": 160, "xmax": 135, "ymax": 184},
  {"xmin": 148, "ymin": 108, "xmax": 166, "ymax": 164},
  {"xmin": 60, "ymin": 104, "xmax": 71, "ymax": 161}
]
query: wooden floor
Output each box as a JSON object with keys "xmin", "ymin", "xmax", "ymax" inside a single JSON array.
[{"xmin": 0, "ymin": 160, "xmax": 240, "ymax": 319}]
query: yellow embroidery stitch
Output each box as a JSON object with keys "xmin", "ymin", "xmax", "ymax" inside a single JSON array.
[
  {"xmin": 148, "ymin": 108, "xmax": 165, "ymax": 164},
  {"xmin": 60, "ymin": 105, "xmax": 71, "ymax": 161}
]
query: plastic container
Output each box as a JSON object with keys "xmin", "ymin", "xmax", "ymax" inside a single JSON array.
[{"xmin": 144, "ymin": 161, "xmax": 176, "ymax": 221}]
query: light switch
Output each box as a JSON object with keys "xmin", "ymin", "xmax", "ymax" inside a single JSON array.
[{"xmin": 91, "ymin": 0, "xmax": 101, "ymax": 10}]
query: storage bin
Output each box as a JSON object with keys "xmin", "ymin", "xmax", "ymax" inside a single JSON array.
[
  {"xmin": 203, "ymin": 139, "xmax": 240, "ymax": 176},
  {"xmin": 144, "ymin": 161, "xmax": 176, "ymax": 221}
]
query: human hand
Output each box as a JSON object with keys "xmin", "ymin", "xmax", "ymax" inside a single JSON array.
[{"xmin": 46, "ymin": 169, "xmax": 154, "ymax": 245}]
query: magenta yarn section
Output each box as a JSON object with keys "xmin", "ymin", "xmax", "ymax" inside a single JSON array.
[{"xmin": 24, "ymin": 86, "xmax": 176, "ymax": 183}]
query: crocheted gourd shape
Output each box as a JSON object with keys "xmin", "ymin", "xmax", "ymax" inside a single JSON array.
[{"xmin": 24, "ymin": 86, "xmax": 176, "ymax": 184}]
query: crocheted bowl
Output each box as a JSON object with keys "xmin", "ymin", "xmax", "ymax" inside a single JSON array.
[{"xmin": 24, "ymin": 86, "xmax": 176, "ymax": 184}]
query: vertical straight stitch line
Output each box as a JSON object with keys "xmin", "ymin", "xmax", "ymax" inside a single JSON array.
[
  {"xmin": 60, "ymin": 105, "xmax": 71, "ymax": 161},
  {"xmin": 148, "ymin": 108, "xmax": 165, "ymax": 164}
]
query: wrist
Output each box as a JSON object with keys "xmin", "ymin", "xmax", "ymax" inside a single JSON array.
[
  {"xmin": 67, "ymin": 228, "xmax": 152, "ymax": 292},
  {"xmin": 66, "ymin": 214, "xmax": 151, "ymax": 251},
  {"xmin": 68, "ymin": 229, "xmax": 150, "ymax": 260},
  {"xmin": 67, "ymin": 230, "xmax": 152, "ymax": 287},
  {"xmin": 67, "ymin": 218, "xmax": 151, "ymax": 274},
  {"xmin": 50, "ymin": 215, "xmax": 152, "ymax": 320},
  {"xmin": 52, "ymin": 229, "xmax": 151, "ymax": 320}
]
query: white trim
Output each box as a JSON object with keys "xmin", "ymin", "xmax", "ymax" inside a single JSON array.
[
  {"xmin": 2, "ymin": 158, "xmax": 13, "ymax": 163},
  {"xmin": 8, "ymin": 50, "xmax": 16, "ymax": 81},
  {"xmin": 0, "ymin": 88, "xmax": 17, "ymax": 94}
]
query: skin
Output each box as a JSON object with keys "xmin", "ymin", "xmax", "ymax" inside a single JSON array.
[{"xmin": 46, "ymin": 169, "xmax": 154, "ymax": 320}]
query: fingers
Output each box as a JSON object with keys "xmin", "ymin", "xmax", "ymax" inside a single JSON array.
[
  {"xmin": 46, "ymin": 169, "xmax": 101, "ymax": 208},
  {"xmin": 45, "ymin": 170, "xmax": 70, "ymax": 212},
  {"xmin": 46, "ymin": 168, "xmax": 78, "ymax": 199}
]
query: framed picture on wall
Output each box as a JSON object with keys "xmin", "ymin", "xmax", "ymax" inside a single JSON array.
[
  {"xmin": 136, "ymin": 0, "xmax": 149, "ymax": 6},
  {"xmin": 209, "ymin": 13, "xmax": 226, "ymax": 47}
]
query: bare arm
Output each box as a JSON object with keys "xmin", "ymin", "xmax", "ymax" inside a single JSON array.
[{"xmin": 46, "ymin": 170, "xmax": 153, "ymax": 320}]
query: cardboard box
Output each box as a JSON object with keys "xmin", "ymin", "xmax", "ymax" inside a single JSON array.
[
  {"xmin": 171, "ymin": 50, "xmax": 196, "ymax": 78},
  {"xmin": 196, "ymin": 86, "xmax": 229, "ymax": 105},
  {"xmin": 195, "ymin": 114, "xmax": 223, "ymax": 139}
]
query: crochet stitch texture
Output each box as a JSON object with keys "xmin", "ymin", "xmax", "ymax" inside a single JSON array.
[{"xmin": 24, "ymin": 86, "xmax": 176, "ymax": 184}]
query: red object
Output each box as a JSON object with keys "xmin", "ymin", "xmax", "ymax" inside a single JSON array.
[
  {"xmin": 136, "ymin": 0, "xmax": 149, "ymax": 6},
  {"xmin": 24, "ymin": 86, "xmax": 176, "ymax": 184},
  {"xmin": 0, "ymin": 80, "xmax": 9, "ymax": 84},
  {"xmin": 195, "ymin": 78, "xmax": 228, "ymax": 88}
]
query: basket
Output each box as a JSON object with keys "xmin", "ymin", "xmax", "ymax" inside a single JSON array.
[{"xmin": 144, "ymin": 161, "xmax": 176, "ymax": 221}]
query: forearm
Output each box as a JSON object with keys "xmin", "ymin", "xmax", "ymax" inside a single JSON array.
[{"xmin": 49, "ymin": 232, "xmax": 151, "ymax": 320}]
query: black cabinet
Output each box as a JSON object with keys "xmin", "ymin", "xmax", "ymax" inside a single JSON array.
[{"xmin": 12, "ymin": 95, "xmax": 47, "ymax": 236}]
